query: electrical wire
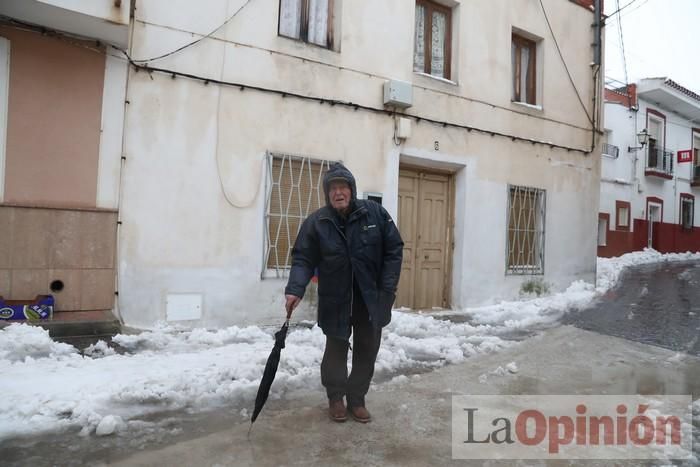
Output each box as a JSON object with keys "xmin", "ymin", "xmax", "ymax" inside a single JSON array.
[
  {"xmin": 128, "ymin": 0, "xmax": 254, "ymax": 63},
  {"xmin": 605, "ymin": 0, "xmax": 644, "ymax": 18},
  {"xmin": 213, "ymin": 40, "xmax": 264, "ymax": 208},
  {"xmin": 538, "ymin": 0, "xmax": 594, "ymax": 125},
  {"xmin": 615, "ymin": 0, "xmax": 631, "ymax": 107},
  {"xmin": 130, "ymin": 61, "xmax": 594, "ymax": 154}
]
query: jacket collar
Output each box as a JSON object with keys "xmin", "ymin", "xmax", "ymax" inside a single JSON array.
[{"xmin": 319, "ymin": 201, "xmax": 368, "ymax": 224}]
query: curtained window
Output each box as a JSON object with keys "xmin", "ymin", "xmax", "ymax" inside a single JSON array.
[
  {"xmin": 279, "ymin": 0, "xmax": 333, "ymax": 49},
  {"xmin": 512, "ymin": 34, "xmax": 537, "ymax": 105},
  {"xmin": 413, "ymin": 0, "xmax": 452, "ymax": 80}
]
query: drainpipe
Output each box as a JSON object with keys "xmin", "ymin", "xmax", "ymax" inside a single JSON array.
[{"xmin": 591, "ymin": 0, "xmax": 602, "ymax": 152}]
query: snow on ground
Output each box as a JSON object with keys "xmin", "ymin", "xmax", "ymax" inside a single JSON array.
[{"xmin": 1, "ymin": 249, "xmax": 699, "ymax": 441}]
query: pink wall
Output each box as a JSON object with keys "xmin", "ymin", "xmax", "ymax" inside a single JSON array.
[{"xmin": 1, "ymin": 26, "xmax": 105, "ymax": 207}]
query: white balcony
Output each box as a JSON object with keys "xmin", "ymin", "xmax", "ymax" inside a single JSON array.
[{"xmin": 0, "ymin": 0, "xmax": 130, "ymax": 48}]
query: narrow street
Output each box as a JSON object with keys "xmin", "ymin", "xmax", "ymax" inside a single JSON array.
[
  {"xmin": 1, "ymin": 261, "xmax": 699, "ymax": 466},
  {"xmin": 565, "ymin": 261, "xmax": 700, "ymax": 356}
]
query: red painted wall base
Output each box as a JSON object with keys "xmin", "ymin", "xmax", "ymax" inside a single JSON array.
[{"xmin": 598, "ymin": 217, "xmax": 700, "ymax": 257}]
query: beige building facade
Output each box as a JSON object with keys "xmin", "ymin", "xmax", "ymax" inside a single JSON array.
[{"xmin": 116, "ymin": 0, "xmax": 603, "ymax": 328}]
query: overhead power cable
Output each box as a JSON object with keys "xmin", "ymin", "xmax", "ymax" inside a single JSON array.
[
  {"xmin": 614, "ymin": 0, "xmax": 632, "ymax": 107},
  {"xmin": 129, "ymin": 0, "xmax": 254, "ymax": 63},
  {"xmin": 128, "ymin": 60, "xmax": 594, "ymax": 154},
  {"xmin": 538, "ymin": 0, "xmax": 594, "ymax": 125},
  {"xmin": 605, "ymin": 0, "xmax": 644, "ymax": 18}
]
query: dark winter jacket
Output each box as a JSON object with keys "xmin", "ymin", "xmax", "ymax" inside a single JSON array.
[{"xmin": 284, "ymin": 163, "xmax": 404, "ymax": 339}]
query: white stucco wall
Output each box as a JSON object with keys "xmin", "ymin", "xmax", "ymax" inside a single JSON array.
[
  {"xmin": 119, "ymin": 0, "xmax": 601, "ymax": 328},
  {"xmin": 636, "ymin": 99, "xmax": 698, "ymax": 225},
  {"xmin": 602, "ymin": 92, "xmax": 700, "ymax": 233},
  {"xmin": 600, "ymin": 101, "xmax": 637, "ymax": 228},
  {"xmin": 97, "ymin": 54, "xmax": 128, "ymax": 210}
]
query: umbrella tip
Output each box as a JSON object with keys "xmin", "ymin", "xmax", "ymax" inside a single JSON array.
[{"xmin": 247, "ymin": 423, "xmax": 253, "ymax": 439}]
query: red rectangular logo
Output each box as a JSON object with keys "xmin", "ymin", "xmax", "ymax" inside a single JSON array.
[{"xmin": 678, "ymin": 150, "xmax": 692, "ymax": 163}]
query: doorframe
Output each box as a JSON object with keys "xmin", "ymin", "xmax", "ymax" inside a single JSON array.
[
  {"xmin": 646, "ymin": 196, "xmax": 663, "ymax": 249},
  {"xmin": 398, "ymin": 163, "xmax": 456, "ymax": 309}
]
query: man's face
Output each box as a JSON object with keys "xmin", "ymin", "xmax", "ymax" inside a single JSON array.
[{"xmin": 329, "ymin": 180, "xmax": 352, "ymax": 212}]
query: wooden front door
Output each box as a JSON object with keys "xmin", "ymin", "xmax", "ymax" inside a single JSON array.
[{"xmin": 396, "ymin": 168, "xmax": 452, "ymax": 309}]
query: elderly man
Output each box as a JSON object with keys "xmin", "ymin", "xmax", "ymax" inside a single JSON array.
[{"xmin": 284, "ymin": 162, "xmax": 403, "ymax": 423}]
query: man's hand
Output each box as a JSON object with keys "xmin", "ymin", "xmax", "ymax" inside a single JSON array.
[{"xmin": 285, "ymin": 294, "xmax": 302, "ymax": 318}]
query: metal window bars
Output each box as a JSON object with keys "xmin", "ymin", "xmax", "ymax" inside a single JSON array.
[
  {"xmin": 681, "ymin": 198, "xmax": 694, "ymax": 230},
  {"xmin": 506, "ymin": 185, "xmax": 546, "ymax": 275},
  {"xmin": 602, "ymin": 143, "xmax": 619, "ymax": 159},
  {"xmin": 646, "ymin": 147, "xmax": 674, "ymax": 176},
  {"xmin": 262, "ymin": 151, "xmax": 332, "ymax": 278}
]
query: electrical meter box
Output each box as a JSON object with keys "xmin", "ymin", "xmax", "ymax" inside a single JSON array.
[{"xmin": 383, "ymin": 80, "xmax": 413, "ymax": 108}]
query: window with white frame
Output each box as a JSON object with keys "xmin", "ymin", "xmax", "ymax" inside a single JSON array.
[
  {"xmin": 615, "ymin": 201, "xmax": 630, "ymax": 230},
  {"xmin": 597, "ymin": 217, "xmax": 607, "ymax": 247},
  {"xmin": 278, "ymin": 0, "xmax": 335, "ymax": 49},
  {"xmin": 681, "ymin": 195, "xmax": 694, "ymax": 230},
  {"xmin": 647, "ymin": 115, "xmax": 665, "ymax": 169},
  {"xmin": 263, "ymin": 152, "xmax": 333, "ymax": 277},
  {"xmin": 413, "ymin": 0, "xmax": 453, "ymax": 80},
  {"xmin": 506, "ymin": 185, "xmax": 546, "ymax": 274},
  {"xmin": 602, "ymin": 130, "xmax": 620, "ymax": 158}
]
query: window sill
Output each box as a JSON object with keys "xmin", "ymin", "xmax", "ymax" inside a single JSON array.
[
  {"xmin": 276, "ymin": 34, "xmax": 340, "ymax": 54},
  {"xmin": 413, "ymin": 72, "xmax": 458, "ymax": 87},
  {"xmin": 261, "ymin": 269, "xmax": 290, "ymax": 280},
  {"xmin": 511, "ymin": 101, "xmax": 543, "ymax": 112}
]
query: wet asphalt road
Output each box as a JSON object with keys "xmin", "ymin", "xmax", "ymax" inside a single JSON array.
[{"xmin": 565, "ymin": 260, "xmax": 700, "ymax": 356}]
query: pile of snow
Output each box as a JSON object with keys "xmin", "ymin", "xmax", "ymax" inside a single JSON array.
[
  {"xmin": 0, "ymin": 324, "xmax": 77, "ymax": 362},
  {"xmin": 0, "ymin": 249, "xmax": 697, "ymax": 441}
]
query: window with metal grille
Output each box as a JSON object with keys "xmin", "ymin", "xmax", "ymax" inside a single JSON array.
[
  {"xmin": 506, "ymin": 185, "xmax": 546, "ymax": 274},
  {"xmin": 597, "ymin": 217, "xmax": 607, "ymax": 247},
  {"xmin": 263, "ymin": 152, "xmax": 332, "ymax": 277},
  {"xmin": 681, "ymin": 195, "xmax": 694, "ymax": 230}
]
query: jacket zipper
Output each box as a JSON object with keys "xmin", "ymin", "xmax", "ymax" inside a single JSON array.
[{"xmin": 321, "ymin": 206, "xmax": 364, "ymax": 326}]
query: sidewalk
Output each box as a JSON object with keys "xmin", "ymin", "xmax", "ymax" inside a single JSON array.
[{"xmin": 110, "ymin": 325, "xmax": 700, "ymax": 467}]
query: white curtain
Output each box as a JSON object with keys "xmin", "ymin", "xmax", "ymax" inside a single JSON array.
[
  {"xmin": 279, "ymin": 0, "xmax": 302, "ymax": 39},
  {"xmin": 511, "ymin": 41, "xmax": 517, "ymax": 100},
  {"xmin": 308, "ymin": 0, "xmax": 329, "ymax": 46},
  {"xmin": 520, "ymin": 46, "xmax": 530, "ymax": 102},
  {"xmin": 431, "ymin": 11, "xmax": 446, "ymax": 77},
  {"xmin": 413, "ymin": 4, "xmax": 425, "ymax": 72}
]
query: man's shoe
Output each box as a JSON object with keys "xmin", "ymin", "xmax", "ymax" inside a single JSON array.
[
  {"xmin": 328, "ymin": 399, "xmax": 347, "ymax": 422},
  {"xmin": 349, "ymin": 405, "xmax": 371, "ymax": 423}
]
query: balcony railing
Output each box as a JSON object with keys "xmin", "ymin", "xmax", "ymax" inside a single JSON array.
[
  {"xmin": 646, "ymin": 147, "xmax": 674, "ymax": 177},
  {"xmin": 692, "ymin": 165, "xmax": 700, "ymax": 186},
  {"xmin": 602, "ymin": 143, "xmax": 619, "ymax": 158}
]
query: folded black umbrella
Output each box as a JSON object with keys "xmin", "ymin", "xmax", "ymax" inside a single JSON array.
[{"xmin": 248, "ymin": 316, "xmax": 290, "ymax": 434}]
